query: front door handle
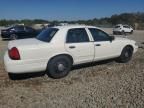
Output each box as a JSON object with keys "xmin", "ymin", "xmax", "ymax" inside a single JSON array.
[
  {"xmin": 69, "ymin": 46, "xmax": 76, "ymax": 49},
  {"xmin": 95, "ymin": 44, "xmax": 101, "ymax": 46}
]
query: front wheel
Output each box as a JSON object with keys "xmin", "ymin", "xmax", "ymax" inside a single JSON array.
[
  {"xmin": 130, "ymin": 30, "xmax": 133, "ymax": 34},
  {"xmin": 47, "ymin": 56, "xmax": 72, "ymax": 79},
  {"xmin": 121, "ymin": 31, "xmax": 125, "ymax": 35},
  {"xmin": 116, "ymin": 46, "xmax": 133, "ymax": 63},
  {"xmin": 10, "ymin": 34, "xmax": 18, "ymax": 40}
]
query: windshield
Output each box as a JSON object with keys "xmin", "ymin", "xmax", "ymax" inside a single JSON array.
[{"xmin": 36, "ymin": 28, "xmax": 58, "ymax": 42}]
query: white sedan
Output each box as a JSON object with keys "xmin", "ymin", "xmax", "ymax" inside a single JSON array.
[{"xmin": 4, "ymin": 25, "xmax": 138, "ymax": 79}]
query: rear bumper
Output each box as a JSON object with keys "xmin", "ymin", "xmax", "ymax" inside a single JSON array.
[{"xmin": 4, "ymin": 52, "xmax": 47, "ymax": 74}]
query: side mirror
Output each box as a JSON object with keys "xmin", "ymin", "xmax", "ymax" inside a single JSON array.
[{"xmin": 110, "ymin": 36, "xmax": 115, "ymax": 41}]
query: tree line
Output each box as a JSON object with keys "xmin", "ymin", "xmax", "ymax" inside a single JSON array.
[{"xmin": 0, "ymin": 12, "xmax": 144, "ymax": 29}]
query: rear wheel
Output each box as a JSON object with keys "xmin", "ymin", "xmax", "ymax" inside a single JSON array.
[
  {"xmin": 47, "ymin": 55, "xmax": 72, "ymax": 79},
  {"xmin": 10, "ymin": 34, "xmax": 18, "ymax": 40},
  {"xmin": 116, "ymin": 46, "xmax": 133, "ymax": 63}
]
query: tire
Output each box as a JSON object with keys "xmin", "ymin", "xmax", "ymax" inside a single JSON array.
[
  {"xmin": 10, "ymin": 34, "xmax": 18, "ymax": 40},
  {"xmin": 113, "ymin": 32, "xmax": 116, "ymax": 35},
  {"xmin": 121, "ymin": 31, "xmax": 125, "ymax": 35},
  {"xmin": 130, "ymin": 30, "xmax": 133, "ymax": 34},
  {"xmin": 116, "ymin": 46, "xmax": 133, "ymax": 63},
  {"xmin": 47, "ymin": 55, "xmax": 72, "ymax": 79}
]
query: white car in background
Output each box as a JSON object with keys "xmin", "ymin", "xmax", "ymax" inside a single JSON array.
[
  {"xmin": 113, "ymin": 24, "xmax": 134, "ymax": 35},
  {"xmin": 4, "ymin": 25, "xmax": 138, "ymax": 79}
]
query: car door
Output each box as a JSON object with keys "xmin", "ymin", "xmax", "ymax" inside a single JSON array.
[
  {"xmin": 88, "ymin": 28, "xmax": 119, "ymax": 61},
  {"xmin": 65, "ymin": 28, "xmax": 94, "ymax": 64}
]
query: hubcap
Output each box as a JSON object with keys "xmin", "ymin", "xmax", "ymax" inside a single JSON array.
[
  {"xmin": 11, "ymin": 35, "xmax": 17, "ymax": 40},
  {"xmin": 124, "ymin": 51, "xmax": 129, "ymax": 58},
  {"xmin": 57, "ymin": 63, "xmax": 65, "ymax": 71}
]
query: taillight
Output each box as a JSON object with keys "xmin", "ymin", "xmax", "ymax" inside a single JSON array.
[{"xmin": 8, "ymin": 47, "xmax": 20, "ymax": 60}]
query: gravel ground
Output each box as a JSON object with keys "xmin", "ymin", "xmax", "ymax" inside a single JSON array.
[{"xmin": 0, "ymin": 28, "xmax": 144, "ymax": 108}]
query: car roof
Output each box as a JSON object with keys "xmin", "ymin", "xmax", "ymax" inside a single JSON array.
[
  {"xmin": 115, "ymin": 24, "xmax": 129, "ymax": 26},
  {"xmin": 53, "ymin": 25, "xmax": 100, "ymax": 30}
]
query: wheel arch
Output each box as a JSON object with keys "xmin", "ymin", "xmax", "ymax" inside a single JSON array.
[
  {"xmin": 124, "ymin": 45, "xmax": 134, "ymax": 52},
  {"xmin": 47, "ymin": 53, "xmax": 74, "ymax": 66}
]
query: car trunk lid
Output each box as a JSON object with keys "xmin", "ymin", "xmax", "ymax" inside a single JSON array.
[{"xmin": 8, "ymin": 38, "xmax": 44, "ymax": 49}]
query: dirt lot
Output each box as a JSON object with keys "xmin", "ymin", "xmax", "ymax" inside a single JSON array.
[{"xmin": 0, "ymin": 28, "xmax": 144, "ymax": 108}]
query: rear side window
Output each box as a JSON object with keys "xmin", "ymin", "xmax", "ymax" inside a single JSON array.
[
  {"xmin": 36, "ymin": 28, "xmax": 58, "ymax": 42},
  {"xmin": 123, "ymin": 25, "xmax": 130, "ymax": 28},
  {"xmin": 66, "ymin": 28, "xmax": 89, "ymax": 43},
  {"xmin": 25, "ymin": 26, "xmax": 35, "ymax": 32}
]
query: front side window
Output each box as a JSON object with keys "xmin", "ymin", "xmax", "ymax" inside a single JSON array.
[
  {"xmin": 66, "ymin": 28, "xmax": 89, "ymax": 43},
  {"xmin": 36, "ymin": 28, "xmax": 58, "ymax": 42},
  {"xmin": 89, "ymin": 28, "xmax": 110, "ymax": 42}
]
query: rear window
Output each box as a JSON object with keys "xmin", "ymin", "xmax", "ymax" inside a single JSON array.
[{"xmin": 36, "ymin": 28, "xmax": 58, "ymax": 42}]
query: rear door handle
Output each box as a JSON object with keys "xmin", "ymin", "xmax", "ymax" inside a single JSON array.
[
  {"xmin": 69, "ymin": 46, "xmax": 76, "ymax": 49},
  {"xmin": 95, "ymin": 44, "xmax": 101, "ymax": 46}
]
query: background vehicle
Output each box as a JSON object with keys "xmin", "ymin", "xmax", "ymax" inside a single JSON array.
[
  {"xmin": 113, "ymin": 24, "xmax": 133, "ymax": 35},
  {"xmin": 4, "ymin": 25, "xmax": 138, "ymax": 79},
  {"xmin": 1, "ymin": 25, "xmax": 40, "ymax": 40}
]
